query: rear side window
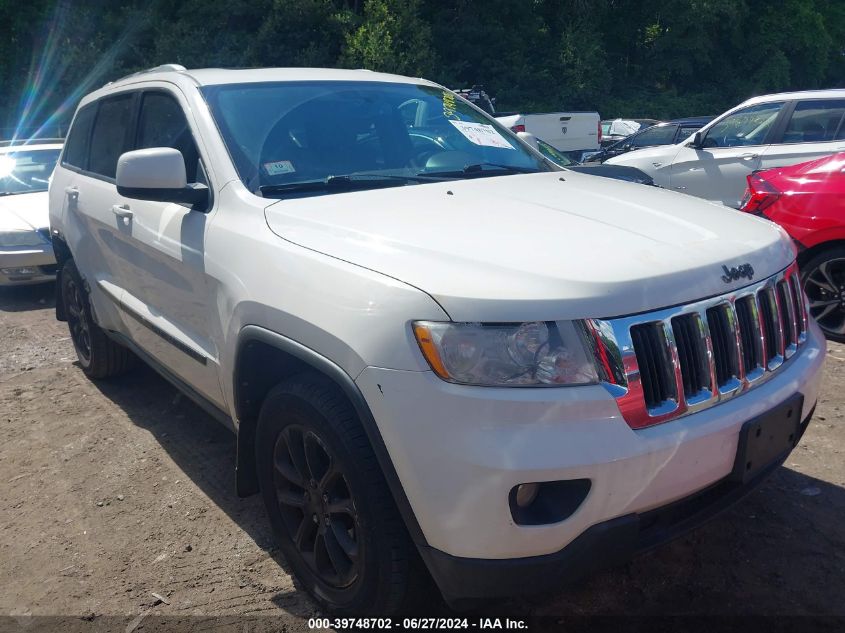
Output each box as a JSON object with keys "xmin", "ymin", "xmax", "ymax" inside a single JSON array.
[
  {"xmin": 88, "ymin": 94, "xmax": 134, "ymax": 179},
  {"xmin": 62, "ymin": 104, "xmax": 96, "ymax": 169},
  {"xmin": 629, "ymin": 124, "xmax": 678, "ymax": 147},
  {"xmin": 136, "ymin": 92, "xmax": 201, "ymax": 182},
  {"xmin": 782, "ymin": 100, "xmax": 845, "ymax": 143}
]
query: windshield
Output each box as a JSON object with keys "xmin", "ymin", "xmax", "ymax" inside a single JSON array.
[
  {"xmin": 0, "ymin": 148, "xmax": 60, "ymax": 195},
  {"xmin": 201, "ymin": 81, "xmax": 549, "ymax": 197}
]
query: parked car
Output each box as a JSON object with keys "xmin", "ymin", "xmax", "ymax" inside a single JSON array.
[
  {"xmin": 740, "ymin": 152, "xmax": 845, "ymax": 341},
  {"xmin": 607, "ymin": 90, "xmax": 845, "ymax": 208},
  {"xmin": 50, "ymin": 64, "xmax": 823, "ymax": 615},
  {"xmin": 599, "ymin": 118, "xmax": 659, "ymax": 147},
  {"xmin": 496, "ymin": 110, "xmax": 601, "ymax": 158},
  {"xmin": 452, "ymin": 85, "xmax": 496, "ymax": 115},
  {"xmin": 0, "ymin": 139, "xmax": 62, "ymax": 285},
  {"xmin": 586, "ymin": 117, "xmax": 713, "ymax": 163},
  {"xmin": 518, "ymin": 132, "xmax": 655, "ymax": 184}
]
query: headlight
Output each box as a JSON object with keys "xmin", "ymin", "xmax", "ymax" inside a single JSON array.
[
  {"xmin": 413, "ymin": 320, "xmax": 599, "ymax": 386},
  {"xmin": 0, "ymin": 230, "xmax": 45, "ymax": 248}
]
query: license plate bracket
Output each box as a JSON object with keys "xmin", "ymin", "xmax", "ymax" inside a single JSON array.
[{"xmin": 730, "ymin": 393, "xmax": 803, "ymax": 484}]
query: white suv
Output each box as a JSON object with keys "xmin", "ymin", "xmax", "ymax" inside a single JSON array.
[
  {"xmin": 49, "ymin": 65, "xmax": 825, "ymax": 614},
  {"xmin": 607, "ymin": 89, "xmax": 845, "ymax": 208}
]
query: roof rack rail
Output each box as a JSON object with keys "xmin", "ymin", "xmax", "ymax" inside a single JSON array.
[
  {"xmin": 0, "ymin": 138, "xmax": 65, "ymax": 148},
  {"xmin": 107, "ymin": 64, "xmax": 187, "ymax": 86}
]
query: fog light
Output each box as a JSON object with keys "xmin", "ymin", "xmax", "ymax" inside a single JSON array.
[
  {"xmin": 515, "ymin": 483, "xmax": 539, "ymax": 508},
  {"xmin": 509, "ymin": 479, "xmax": 592, "ymax": 526},
  {"xmin": 1, "ymin": 267, "xmax": 38, "ymax": 276}
]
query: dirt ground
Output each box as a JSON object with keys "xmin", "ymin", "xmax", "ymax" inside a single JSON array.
[{"xmin": 1, "ymin": 282, "xmax": 844, "ymax": 630}]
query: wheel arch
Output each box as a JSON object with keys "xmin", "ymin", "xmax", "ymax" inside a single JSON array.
[
  {"xmin": 233, "ymin": 325, "xmax": 428, "ymax": 546},
  {"xmin": 796, "ymin": 239, "xmax": 845, "ymax": 269},
  {"xmin": 51, "ymin": 231, "xmax": 73, "ymax": 321}
]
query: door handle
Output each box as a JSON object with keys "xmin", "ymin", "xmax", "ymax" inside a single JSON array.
[
  {"xmin": 739, "ymin": 153, "xmax": 759, "ymax": 160},
  {"xmin": 111, "ymin": 204, "xmax": 133, "ymax": 220},
  {"xmin": 64, "ymin": 186, "xmax": 78, "ymax": 200}
]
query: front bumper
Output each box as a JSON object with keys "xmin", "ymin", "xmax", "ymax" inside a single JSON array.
[
  {"xmin": 0, "ymin": 244, "xmax": 57, "ymax": 285},
  {"xmin": 423, "ymin": 402, "xmax": 814, "ymax": 600},
  {"xmin": 355, "ymin": 319, "xmax": 825, "ymax": 591}
]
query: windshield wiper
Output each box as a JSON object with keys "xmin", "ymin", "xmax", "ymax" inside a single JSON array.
[
  {"xmin": 258, "ymin": 173, "xmax": 445, "ymax": 197},
  {"xmin": 421, "ymin": 162, "xmax": 543, "ymax": 178}
]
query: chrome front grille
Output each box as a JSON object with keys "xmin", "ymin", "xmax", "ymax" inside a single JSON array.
[{"xmin": 586, "ymin": 264, "xmax": 808, "ymax": 429}]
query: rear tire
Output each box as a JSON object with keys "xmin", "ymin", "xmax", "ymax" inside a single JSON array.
[
  {"xmin": 61, "ymin": 259, "xmax": 135, "ymax": 378},
  {"xmin": 255, "ymin": 374, "xmax": 415, "ymax": 615},
  {"xmin": 801, "ymin": 246, "xmax": 845, "ymax": 343}
]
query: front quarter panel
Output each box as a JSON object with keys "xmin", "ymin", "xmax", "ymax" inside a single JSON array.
[
  {"xmin": 207, "ymin": 183, "xmax": 450, "ymax": 415},
  {"xmin": 605, "ymin": 145, "xmax": 678, "ymax": 187}
]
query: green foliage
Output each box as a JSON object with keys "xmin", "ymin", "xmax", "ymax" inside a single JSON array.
[
  {"xmin": 341, "ymin": 0, "xmax": 435, "ymax": 76},
  {"xmin": 1, "ymin": 0, "xmax": 843, "ymax": 135}
]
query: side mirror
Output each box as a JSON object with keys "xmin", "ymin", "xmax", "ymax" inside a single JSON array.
[
  {"xmin": 116, "ymin": 148, "xmax": 208, "ymax": 208},
  {"xmin": 516, "ymin": 131, "xmax": 540, "ymax": 150},
  {"xmin": 690, "ymin": 131, "xmax": 704, "ymax": 149}
]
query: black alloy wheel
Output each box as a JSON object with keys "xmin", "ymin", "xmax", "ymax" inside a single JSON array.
[
  {"xmin": 64, "ymin": 273, "xmax": 92, "ymax": 364},
  {"xmin": 60, "ymin": 259, "xmax": 135, "ymax": 378},
  {"xmin": 802, "ymin": 249, "xmax": 845, "ymax": 343},
  {"xmin": 273, "ymin": 424, "xmax": 361, "ymax": 588},
  {"xmin": 256, "ymin": 376, "xmax": 416, "ymax": 615}
]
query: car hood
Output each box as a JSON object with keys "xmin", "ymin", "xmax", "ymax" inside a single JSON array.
[
  {"xmin": 0, "ymin": 191, "xmax": 50, "ymax": 231},
  {"xmin": 566, "ymin": 164, "xmax": 654, "ymax": 184},
  {"xmin": 605, "ymin": 143, "xmax": 681, "ymax": 166},
  {"xmin": 264, "ymin": 171, "xmax": 794, "ymax": 322}
]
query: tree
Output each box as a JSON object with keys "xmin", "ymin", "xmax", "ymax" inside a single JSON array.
[
  {"xmin": 341, "ymin": 0, "xmax": 435, "ymax": 76},
  {"xmin": 2, "ymin": 0, "xmax": 844, "ymax": 133}
]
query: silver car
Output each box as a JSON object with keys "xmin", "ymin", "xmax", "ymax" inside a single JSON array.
[{"xmin": 0, "ymin": 140, "xmax": 62, "ymax": 285}]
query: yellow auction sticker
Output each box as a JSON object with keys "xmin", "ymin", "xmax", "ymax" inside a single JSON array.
[{"xmin": 443, "ymin": 91, "xmax": 457, "ymax": 117}]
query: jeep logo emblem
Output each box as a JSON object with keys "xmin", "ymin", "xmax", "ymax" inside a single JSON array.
[{"xmin": 721, "ymin": 263, "xmax": 754, "ymax": 283}]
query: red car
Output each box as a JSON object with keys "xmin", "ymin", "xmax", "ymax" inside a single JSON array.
[{"xmin": 741, "ymin": 152, "xmax": 845, "ymax": 341}]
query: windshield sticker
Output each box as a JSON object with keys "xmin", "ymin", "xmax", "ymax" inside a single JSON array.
[
  {"xmin": 443, "ymin": 91, "xmax": 457, "ymax": 117},
  {"xmin": 448, "ymin": 120, "xmax": 514, "ymax": 149},
  {"xmin": 263, "ymin": 160, "xmax": 295, "ymax": 176}
]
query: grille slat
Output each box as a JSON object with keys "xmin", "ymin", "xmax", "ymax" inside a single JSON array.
[
  {"xmin": 788, "ymin": 274, "xmax": 805, "ymax": 336},
  {"xmin": 758, "ymin": 288, "xmax": 780, "ymax": 363},
  {"xmin": 777, "ymin": 279, "xmax": 798, "ymax": 352},
  {"xmin": 631, "ymin": 323, "xmax": 675, "ymax": 410},
  {"xmin": 706, "ymin": 305, "xmax": 738, "ymax": 387},
  {"xmin": 672, "ymin": 314, "xmax": 709, "ymax": 398},
  {"xmin": 621, "ymin": 270, "xmax": 807, "ymax": 424},
  {"xmin": 735, "ymin": 296, "xmax": 761, "ymax": 373}
]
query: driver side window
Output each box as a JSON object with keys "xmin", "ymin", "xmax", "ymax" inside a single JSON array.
[
  {"xmin": 702, "ymin": 102, "xmax": 784, "ymax": 148},
  {"xmin": 136, "ymin": 92, "xmax": 203, "ymax": 184}
]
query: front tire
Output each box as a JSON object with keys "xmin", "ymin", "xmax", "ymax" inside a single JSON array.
[
  {"xmin": 61, "ymin": 259, "xmax": 135, "ymax": 378},
  {"xmin": 255, "ymin": 374, "xmax": 414, "ymax": 615},
  {"xmin": 801, "ymin": 246, "xmax": 845, "ymax": 343}
]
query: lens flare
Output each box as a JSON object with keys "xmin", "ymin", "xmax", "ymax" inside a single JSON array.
[
  {"xmin": 8, "ymin": 1, "xmax": 148, "ymax": 144},
  {"xmin": 0, "ymin": 156, "xmax": 16, "ymax": 179}
]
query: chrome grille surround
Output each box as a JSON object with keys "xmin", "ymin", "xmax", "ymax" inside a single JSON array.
[{"xmin": 585, "ymin": 263, "xmax": 807, "ymax": 429}]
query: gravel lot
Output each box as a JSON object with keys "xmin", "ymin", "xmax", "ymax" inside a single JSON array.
[{"xmin": 1, "ymin": 282, "xmax": 844, "ymax": 629}]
